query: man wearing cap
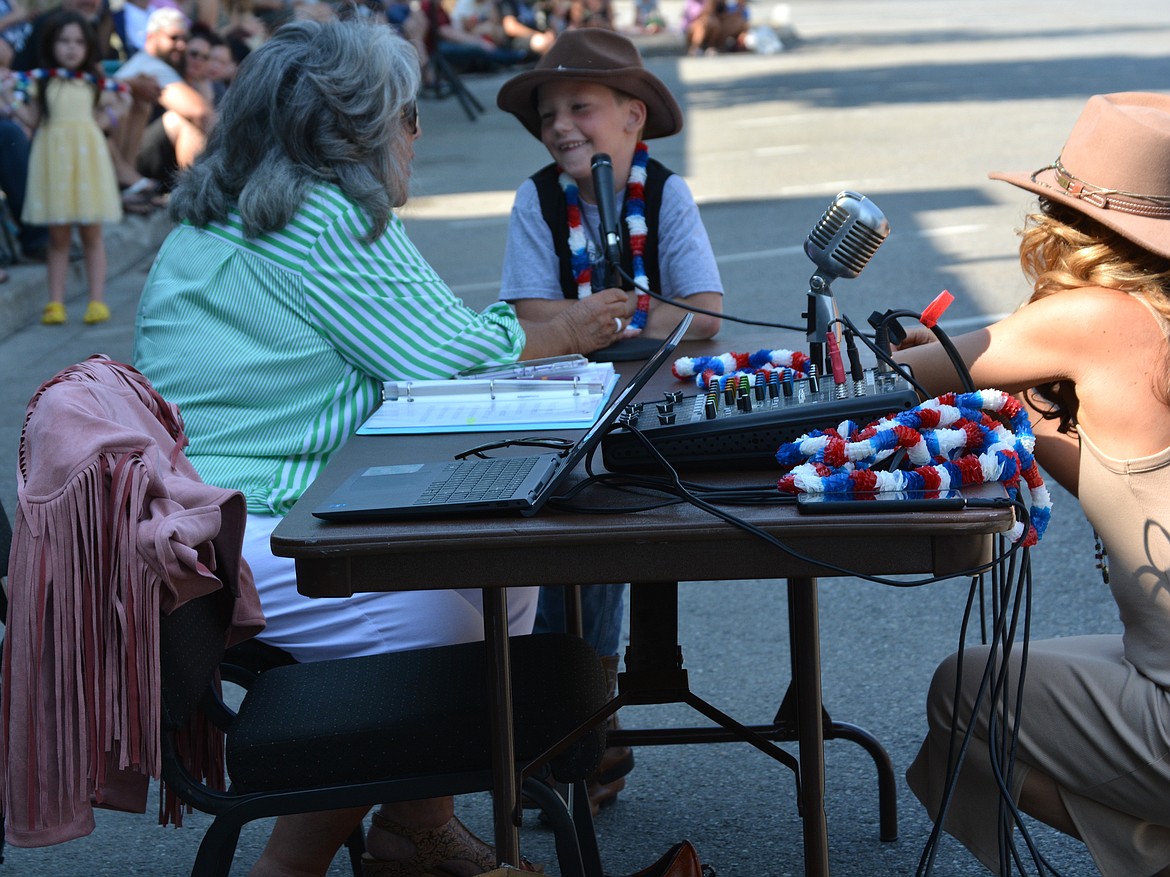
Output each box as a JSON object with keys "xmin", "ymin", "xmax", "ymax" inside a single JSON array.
[
  {"xmin": 496, "ymin": 28, "xmax": 724, "ymax": 818},
  {"xmin": 897, "ymin": 92, "xmax": 1170, "ymax": 877},
  {"xmin": 113, "ymin": 7, "xmax": 214, "ymax": 189}
]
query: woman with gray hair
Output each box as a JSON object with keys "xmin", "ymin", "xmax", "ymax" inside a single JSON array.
[{"xmin": 131, "ymin": 17, "xmax": 600, "ymax": 877}]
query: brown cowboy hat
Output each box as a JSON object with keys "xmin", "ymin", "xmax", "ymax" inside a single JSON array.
[
  {"xmin": 989, "ymin": 91, "xmax": 1170, "ymax": 260},
  {"xmin": 496, "ymin": 29, "xmax": 684, "ymax": 140}
]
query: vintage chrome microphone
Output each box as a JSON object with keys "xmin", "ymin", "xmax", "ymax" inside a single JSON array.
[{"xmin": 802, "ymin": 191, "xmax": 891, "ymax": 378}]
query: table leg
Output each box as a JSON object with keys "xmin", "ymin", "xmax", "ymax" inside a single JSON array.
[
  {"xmin": 788, "ymin": 576, "xmax": 829, "ymax": 877},
  {"xmin": 482, "ymin": 587, "xmax": 521, "ymax": 867}
]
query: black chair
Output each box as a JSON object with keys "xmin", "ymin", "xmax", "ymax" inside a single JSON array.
[
  {"xmin": 216, "ymin": 636, "xmax": 371, "ymax": 876},
  {"xmin": 161, "ymin": 589, "xmax": 609, "ymax": 877}
]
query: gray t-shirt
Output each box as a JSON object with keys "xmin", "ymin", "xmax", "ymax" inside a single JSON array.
[
  {"xmin": 113, "ymin": 49, "xmax": 182, "ymax": 88},
  {"xmin": 500, "ymin": 172, "xmax": 724, "ymax": 303}
]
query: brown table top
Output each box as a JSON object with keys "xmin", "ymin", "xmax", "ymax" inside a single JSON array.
[{"xmin": 271, "ymin": 339, "xmax": 1015, "ymax": 596}]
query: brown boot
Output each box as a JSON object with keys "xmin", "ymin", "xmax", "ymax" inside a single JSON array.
[{"xmin": 587, "ymin": 654, "xmax": 634, "ymax": 815}]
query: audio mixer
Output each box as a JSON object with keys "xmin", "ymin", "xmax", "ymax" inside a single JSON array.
[{"xmin": 601, "ymin": 367, "xmax": 920, "ymax": 471}]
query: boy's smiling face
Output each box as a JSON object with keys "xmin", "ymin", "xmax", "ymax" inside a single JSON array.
[{"xmin": 536, "ymin": 80, "xmax": 647, "ymax": 201}]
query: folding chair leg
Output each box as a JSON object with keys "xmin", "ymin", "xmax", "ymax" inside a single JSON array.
[
  {"xmin": 567, "ymin": 780, "xmax": 603, "ymax": 877},
  {"xmin": 190, "ymin": 815, "xmax": 245, "ymax": 877},
  {"xmin": 344, "ymin": 822, "xmax": 367, "ymax": 877},
  {"xmin": 520, "ymin": 777, "xmax": 602, "ymax": 877}
]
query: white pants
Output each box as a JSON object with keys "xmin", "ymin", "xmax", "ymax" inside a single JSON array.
[{"xmin": 243, "ymin": 513, "xmax": 539, "ymax": 663}]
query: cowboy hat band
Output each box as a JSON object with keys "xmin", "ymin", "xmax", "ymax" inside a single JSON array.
[
  {"xmin": 1046, "ymin": 159, "xmax": 1170, "ymax": 219},
  {"xmin": 496, "ymin": 29, "xmax": 684, "ymax": 140},
  {"xmin": 989, "ymin": 92, "xmax": 1170, "ymax": 260}
]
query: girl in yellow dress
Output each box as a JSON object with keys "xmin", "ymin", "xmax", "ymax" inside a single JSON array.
[{"xmin": 5, "ymin": 10, "xmax": 126, "ymax": 325}]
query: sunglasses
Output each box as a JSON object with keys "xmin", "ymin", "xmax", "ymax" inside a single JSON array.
[
  {"xmin": 187, "ymin": 49, "xmax": 210, "ymax": 60},
  {"xmin": 401, "ymin": 99, "xmax": 419, "ymax": 135}
]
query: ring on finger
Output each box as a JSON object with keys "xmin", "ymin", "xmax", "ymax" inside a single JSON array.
[{"xmin": 613, "ymin": 316, "xmax": 623, "ymax": 334}]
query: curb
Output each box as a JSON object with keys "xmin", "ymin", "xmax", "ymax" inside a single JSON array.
[
  {"xmin": 0, "ymin": 209, "xmax": 173, "ymax": 344},
  {"xmin": 629, "ymin": 30, "xmax": 688, "ymax": 57}
]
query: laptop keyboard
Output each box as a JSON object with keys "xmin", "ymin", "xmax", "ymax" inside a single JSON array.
[{"xmin": 415, "ymin": 456, "xmax": 542, "ymax": 505}]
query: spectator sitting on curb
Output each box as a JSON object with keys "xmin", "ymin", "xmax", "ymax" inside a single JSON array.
[
  {"xmin": 495, "ymin": 0, "xmax": 555, "ymax": 59},
  {"xmin": 682, "ymin": 0, "xmax": 747, "ymax": 55},
  {"xmin": 422, "ymin": 0, "xmax": 527, "ymax": 74},
  {"xmin": 113, "ymin": 7, "xmax": 215, "ymax": 195}
]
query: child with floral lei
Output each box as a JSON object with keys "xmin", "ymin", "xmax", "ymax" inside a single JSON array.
[
  {"xmin": 2, "ymin": 9, "xmax": 127, "ymax": 325},
  {"xmin": 899, "ymin": 93, "xmax": 1170, "ymax": 877},
  {"xmin": 494, "ymin": 27, "xmax": 725, "ymax": 818},
  {"xmin": 496, "ymin": 28, "xmax": 723, "ymax": 349}
]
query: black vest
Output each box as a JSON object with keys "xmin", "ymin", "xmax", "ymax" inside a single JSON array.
[{"xmin": 530, "ymin": 158, "xmax": 673, "ymax": 299}]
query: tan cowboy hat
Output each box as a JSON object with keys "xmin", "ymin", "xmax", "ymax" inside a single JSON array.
[
  {"xmin": 989, "ymin": 91, "xmax": 1170, "ymax": 260},
  {"xmin": 496, "ymin": 29, "xmax": 684, "ymax": 140}
]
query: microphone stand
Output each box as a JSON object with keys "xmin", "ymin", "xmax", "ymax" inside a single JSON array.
[{"xmin": 804, "ymin": 270, "xmax": 840, "ymax": 381}]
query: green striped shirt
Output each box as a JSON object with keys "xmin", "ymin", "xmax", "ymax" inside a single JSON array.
[{"xmin": 133, "ymin": 183, "xmax": 524, "ymax": 515}]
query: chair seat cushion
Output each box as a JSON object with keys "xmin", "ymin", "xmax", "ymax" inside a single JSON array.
[{"xmin": 226, "ymin": 633, "xmax": 607, "ymax": 793}]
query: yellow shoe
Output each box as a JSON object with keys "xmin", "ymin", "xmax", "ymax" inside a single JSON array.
[
  {"xmin": 42, "ymin": 302, "xmax": 66, "ymax": 325},
  {"xmin": 83, "ymin": 301, "xmax": 110, "ymax": 324}
]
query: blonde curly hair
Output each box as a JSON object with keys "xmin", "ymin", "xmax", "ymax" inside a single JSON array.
[{"xmin": 1019, "ymin": 198, "xmax": 1170, "ymax": 428}]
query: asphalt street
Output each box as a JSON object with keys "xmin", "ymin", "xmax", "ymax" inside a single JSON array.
[{"xmin": 3, "ymin": 1, "xmax": 1169, "ymax": 874}]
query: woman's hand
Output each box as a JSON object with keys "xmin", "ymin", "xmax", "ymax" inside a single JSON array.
[
  {"xmin": 519, "ymin": 288, "xmax": 634, "ymax": 357},
  {"xmin": 893, "ymin": 326, "xmax": 939, "ymax": 351},
  {"xmin": 557, "ymin": 288, "xmax": 636, "ymax": 352}
]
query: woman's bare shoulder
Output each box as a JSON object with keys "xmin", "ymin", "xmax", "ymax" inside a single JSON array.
[{"xmin": 1010, "ymin": 286, "xmax": 1158, "ymax": 343}]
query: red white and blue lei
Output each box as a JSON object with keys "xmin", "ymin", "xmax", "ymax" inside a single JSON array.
[
  {"xmin": 672, "ymin": 348, "xmax": 813, "ymax": 390},
  {"xmin": 10, "ymin": 68, "xmax": 129, "ymax": 101},
  {"xmin": 774, "ymin": 389, "xmax": 1052, "ymax": 545},
  {"xmin": 559, "ymin": 141, "xmax": 652, "ymax": 332}
]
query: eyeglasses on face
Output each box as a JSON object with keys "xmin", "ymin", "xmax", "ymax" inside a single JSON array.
[
  {"xmin": 400, "ymin": 99, "xmax": 419, "ymax": 135},
  {"xmin": 187, "ymin": 49, "xmax": 209, "ymax": 60}
]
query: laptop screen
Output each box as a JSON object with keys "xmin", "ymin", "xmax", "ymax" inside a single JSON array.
[{"xmin": 527, "ymin": 312, "xmax": 692, "ymax": 513}]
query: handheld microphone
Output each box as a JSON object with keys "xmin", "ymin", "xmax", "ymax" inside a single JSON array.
[{"xmin": 591, "ymin": 153, "xmax": 622, "ymax": 277}]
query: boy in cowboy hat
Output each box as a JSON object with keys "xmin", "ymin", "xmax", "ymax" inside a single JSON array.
[
  {"xmin": 496, "ymin": 28, "xmax": 723, "ymax": 344},
  {"xmin": 495, "ymin": 28, "xmax": 724, "ymax": 818},
  {"xmin": 898, "ymin": 92, "xmax": 1170, "ymax": 877}
]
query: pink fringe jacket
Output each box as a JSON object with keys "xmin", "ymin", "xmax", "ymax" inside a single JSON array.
[{"xmin": 1, "ymin": 356, "xmax": 265, "ymax": 847}]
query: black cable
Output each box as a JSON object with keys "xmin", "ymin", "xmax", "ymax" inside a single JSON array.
[
  {"xmin": 866, "ymin": 308, "xmax": 977, "ymax": 395},
  {"xmin": 839, "ymin": 312, "xmax": 931, "ymax": 397},
  {"xmin": 915, "ymin": 517, "xmax": 1062, "ymax": 877},
  {"xmin": 545, "ymin": 414, "xmax": 1054, "ymax": 873},
  {"xmin": 552, "ymin": 424, "xmax": 1029, "ymax": 589},
  {"xmin": 916, "ymin": 525, "xmax": 1028, "ymax": 876},
  {"xmin": 611, "ymin": 261, "xmax": 808, "ymax": 332}
]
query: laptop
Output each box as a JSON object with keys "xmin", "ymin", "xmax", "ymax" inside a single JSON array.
[{"xmin": 312, "ymin": 313, "xmax": 691, "ymax": 522}]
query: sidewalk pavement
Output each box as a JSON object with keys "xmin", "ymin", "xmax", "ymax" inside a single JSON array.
[{"xmin": 0, "ymin": 209, "xmax": 173, "ymax": 344}]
